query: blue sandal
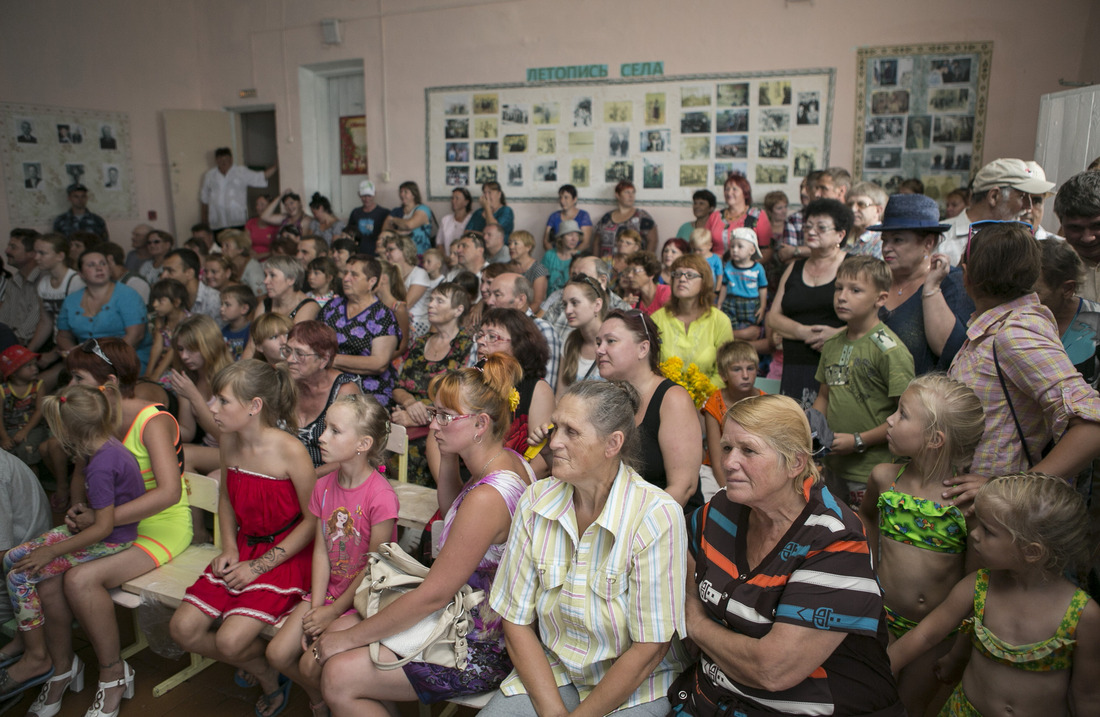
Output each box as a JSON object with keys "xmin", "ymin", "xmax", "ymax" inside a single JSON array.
[
  {"xmin": 0, "ymin": 651, "xmax": 23, "ymax": 670},
  {"xmin": 254, "ymin": 675, "xmax": 290, "ymax": 717},
  {"xmin": 0, "ymin": 665, "xmax": 55, "ymax": 701}
]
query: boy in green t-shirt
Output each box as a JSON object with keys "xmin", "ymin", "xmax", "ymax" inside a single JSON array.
[{"xmin": 812, "ymin": 255, "xmax": 914, "ymax": 507}]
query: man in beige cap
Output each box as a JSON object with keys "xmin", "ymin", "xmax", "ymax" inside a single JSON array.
[
  {"xmin": 1023, "ymin": 161, "xmax": 1061, "ymax": 240},
  {"xmin": 939, "ymin": 158, "xmax": 1055, "ymax": 265}
]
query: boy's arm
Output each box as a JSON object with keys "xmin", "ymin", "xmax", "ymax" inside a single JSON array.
[
  {"xmin": 716, "ymin": 277, "xmax": 726, "ymax": 309},
  {"xmin": 14, "ymin": 385, "xmax": 46, "ymax": 441},
  {"xmin": 811, "ymin": 382, "xmax": 829, "ymax": 415},
  {"xmin": 0, "ymin": 394, "xmax": 12, "ymax": 450},
  {"xmin": 755, "ymin": 287, "xmax": 767, "ymax": 323}
]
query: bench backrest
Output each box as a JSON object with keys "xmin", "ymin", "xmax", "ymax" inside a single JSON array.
[
  {"xmin": 386, "ymin": 423, "xmax": 409, "ymax": 483},
  {"xmin": 183, "ymin": 472, "xmax": 220, "ymax": 549}
]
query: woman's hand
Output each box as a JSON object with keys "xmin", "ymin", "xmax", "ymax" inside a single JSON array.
[
  {"xmin": 221, "ymin": 559, "xmax": 263, "ymax": 591},
  {"xmin": 169, "ymin": 369, "xmax": 201, "ymax": 403},
  {"xmin": 14, "ymin": 544, "xmax": 59, "ymax": 574},
  {"xmin": 924, "ymin": 253, "xmax": 950, "ymax": 292},
  {"xmin": 403, "ymin": 401, "xmax": 431, "ymax": 426},
  {"xmin": 806, "ymin": 325, "xmax": 842, "ymax": 352},
  {"xmin": 65, "ymin": 503, "xmax": 95, "ymax": 533},
  {"xmin": 312, "ymin": 628, "xmax": 357, "ymax": 666},
  {"xmin": 941, "ymin": 472, "xmax": 989, "ymax": 516},
  {"xmin": 211, "ymin": 550, "xmax": 239, "ymax": 577},
  {"xmin": 301, "ymin": 604, "xmax": 341, "ymax": 638}
]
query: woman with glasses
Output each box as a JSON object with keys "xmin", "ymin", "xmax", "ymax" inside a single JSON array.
[
  {"xmin": 767, "ymin": 198, "xmax": 850, "ymax": 407},
  {"xmin": 136, "ymin": 230, "xmax": 174, "ymax": 286},
  {"xmin": 651, "ymin": 254, "xmax": 733, "ymax": 389},
  {"xmin": 555, "ymin": 275, "xmax": 608, "ymax": 397},
  {"xmin": 593, "ymin": 309, "xmax": 703, "ymax": 511},
  {"xmin": 55, "ymin": 248, "xmax": 152, "ymax": 373},
  {"xmin": 621, "ymin": 251, "xmax": 671, "ymax": 315},
  {"xmin": 391, "ymin": 283, "xmax": 473, "ymax": 486},
  {"xmin": 873, "ymin": 194, "xmax": 973, "ymax": 376},
  {"xmin": 477, "ymin": 308, "xmax": 554, "ymax": 479},
  {"xmin": 945, "ymin": 222, "xmax": 1100, "ymax": 511},
  {"xmin": 316, "ymin": 354, "xmax": 533, "ymax": 715},
  {"xmin": 284, "ymin": 321, "xmax": 362, "ymax": 476},
  {"xmin": 7, "ymin": 338, "xmax": 191, "ymax": 717}
]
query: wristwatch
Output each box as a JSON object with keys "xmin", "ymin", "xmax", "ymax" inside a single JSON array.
[{"xmin": 853, "ymin": 432, "xmax": 866, "ymax": 453}]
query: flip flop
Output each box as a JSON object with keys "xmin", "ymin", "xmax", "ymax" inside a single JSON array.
[
  {"xmin": 0, "ymin": 665, "xmax": 55, "ymax": 701},
  {"xmin": 234, "ymin": 669, "xmax": 257, "ymax": 689},
  {"xmin": 254, "ymin": 675, "xmax": 291, "ymax": 717}
]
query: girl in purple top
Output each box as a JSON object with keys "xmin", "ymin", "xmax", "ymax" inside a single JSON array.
[{"xmin": 0, "ymin": 384, "xmax": 144, "ymax": 705}]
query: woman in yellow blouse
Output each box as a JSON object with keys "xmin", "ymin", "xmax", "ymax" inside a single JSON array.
[
  {"xmin": 650, "ymin": 253, "xmax": 734, "ymax": 388},
  {"xmin": 484, "ymin": 380, "xmax": 689, "ymax": 717}
]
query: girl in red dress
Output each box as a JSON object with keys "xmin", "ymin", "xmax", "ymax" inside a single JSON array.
[{"xmin": 170, "ymin": 360, "xmax": 317, "ymax": 717}]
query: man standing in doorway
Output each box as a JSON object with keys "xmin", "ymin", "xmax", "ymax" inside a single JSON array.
[
  {"xmin": 53, "ymin": 184, "xmax": 108, "ymax": 240},
  {"xmin": 347, "ymin": 180, "xmax": 390, "ymax": 257},
  {"xmin": 200, "ymin": 147, "xmax": 277, "ymax": 232}
]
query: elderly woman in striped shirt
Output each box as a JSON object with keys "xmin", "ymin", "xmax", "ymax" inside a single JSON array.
[
  {"xmin": 483, "ymin": 380, "xmax": 690, "ymax": 717},
  {"xmin": 668, "ymin": 394, "xmax": 904, "ymax": 717}
]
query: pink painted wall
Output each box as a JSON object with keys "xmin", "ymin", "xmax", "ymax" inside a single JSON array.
[{"xmin": 1, "ymin": 0, "xmax": 1094, "ymax": 248}]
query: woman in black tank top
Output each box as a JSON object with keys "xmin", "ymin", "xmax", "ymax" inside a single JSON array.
[{"xmin": 595, "ymin": 308, "xmax": 704, "ymax": 512}]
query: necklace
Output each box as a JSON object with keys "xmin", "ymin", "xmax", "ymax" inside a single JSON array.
[
  {"xmin": 892, "ymin": 271, "xmax": 927, "ymax": 297},
  {"xmin": 478, "ymin": 448, "xmax": 505, "ymax": 478}
]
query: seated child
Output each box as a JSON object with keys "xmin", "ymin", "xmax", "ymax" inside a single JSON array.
[
  {"xmin": 0, "ymin": 345, "xmax": 46, "ymax": 469},
  {"xmin": 146, "ymin": 278, "xmax": 190, "ymax": 383},
  {"xmin": 305, "ymin": 256, "xmax": 338, "ymax": 308},
  {"xmin": 720, "ymin": 227, "xmax": 768, "ymax": 329},
  {"xmin": 700, "ymin": 340, "xmax": 765, "ymax": 499},
  {"xmin": 247, "ymin": 312, "xmax": 294, "ymax": 364},
  {"xmin": 220, "ymin": 284, "xmax": 258, "ymax": 361},
  {"xmin": 812, "ymin": 255, "xmax": 914, "ymax": 506}
]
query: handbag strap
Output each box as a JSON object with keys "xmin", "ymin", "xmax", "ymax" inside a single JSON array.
[
  {"xmin": 369, "ymin": 590, "xmax": 485, "ymax": 670},
  {"xmin": 992, "ymin": 339, "xmax": 1036, "ymax": 468}
]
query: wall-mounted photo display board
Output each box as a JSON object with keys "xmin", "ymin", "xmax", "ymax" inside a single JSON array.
[
  {"xmin": 1, "ymin": 102, "xmax": 135, "ymax": 226},
  {"xmin": 853, "ymin": 42, "xmax": 992, "ymax": 207},
  {"xmin": 426, "ymin": 69, "xmax": 834, "ymax": 206}
]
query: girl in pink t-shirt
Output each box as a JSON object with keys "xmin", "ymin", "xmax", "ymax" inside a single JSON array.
[{"xmin": 266, "ymin": 394, "xmax": 398, "ymax": 717}]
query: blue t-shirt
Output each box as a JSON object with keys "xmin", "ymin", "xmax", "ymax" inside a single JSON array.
[
  {"xmin": 466, "ymin": 206, "xmax": 515, "ymax": 241},
  {"xmin": 222, "ymin": 322, "xmax": 250, "ymax": 361},
  {"xmin": 703, "ymin": 254, "xmax": 722, "ymax": 286},
  {"xmin": 546, "ymin": 209, "xmax": 592, "ymax": 235},
  {"xmin": 57, "ymin": 283, "xmax": 152, "ymax": 370},
  {"xmin": 391, "ymin": 204, "xmax": 434, "ymax": 254},
  {"xmin": 723, "ymin": 261, "xmax": 768, "ymax": 298}
]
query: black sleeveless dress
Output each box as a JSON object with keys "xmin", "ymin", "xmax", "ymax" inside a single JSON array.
[
  {"xmin": 778, "ymin": 260, "xmax": 843, "ymax": 408},
  {"xmin": 636, "ymin": 378, "xmax": 704, "ymax": 514}
]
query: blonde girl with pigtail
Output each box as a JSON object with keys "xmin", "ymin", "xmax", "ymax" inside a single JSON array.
[
  {"xmin": 267, "ymin": 394, "xmax": 399, "ymax": 717},
  {"xmin": 859, "ymin": 373, "xmax": 984, "ymax": 716},
  {"xmin": 0, "ymin": 384, "xmax": 145, "ymax": 713},
  {"xmin": 889, "ymin": 473, "xmax": 1100, "ymax": 717}
]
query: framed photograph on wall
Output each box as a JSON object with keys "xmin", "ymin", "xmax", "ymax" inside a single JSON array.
[
  {"xmin": 853, "ymin": 42, "xmax": 992, "ymax": 209},
  {"xmin": 339, "ymin": 115, "xmax": 368, "ymax": 175}
]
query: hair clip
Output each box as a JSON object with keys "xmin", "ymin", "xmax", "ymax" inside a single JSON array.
[
  {"xmin": 98, "ymin": 385, "xmax": 106, "ymax": 392},
  {"xmin": 59, "ymin": 396, "xmax": 67, "ymax": 403},
  {"xmin": 508, "ymin": 387, "xmax": 520, "ymax": 412},
  {"xmin": 378, "ymin": 464, "xmax": 386, "ymax": 473}
]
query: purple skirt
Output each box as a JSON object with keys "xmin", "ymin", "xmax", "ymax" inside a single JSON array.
[{"xmin": 401, "ymin": 638, "xmax": 511, "ymax": 703}]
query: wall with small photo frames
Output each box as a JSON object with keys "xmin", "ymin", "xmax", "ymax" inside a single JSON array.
[
  {"xmin": 425, "ymin": 69, "xmax": 834, "ymax": 206},
  {"xmin": 853, "ymin": 42, "xmax": 992, "ymax": 209},
  {"xmin": 0, "ymin": 102, "xmax": 136, "ymax": 227}
]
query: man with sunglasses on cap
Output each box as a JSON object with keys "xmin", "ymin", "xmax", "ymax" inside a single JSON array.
[{"xmin": 939, "ymin": 158, "xmax": 1055, "ymax": 266}]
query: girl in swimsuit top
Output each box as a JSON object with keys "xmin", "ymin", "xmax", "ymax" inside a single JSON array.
[
  {"xmin": 859, "ymin": 374, "xmax": 985, "ymax": 716},
  {"xmin": 889, "ymin": 473, "xmax": 1099, "ymax": 717}
]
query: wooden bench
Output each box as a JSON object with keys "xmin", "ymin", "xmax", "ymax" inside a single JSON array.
[{"xmin": 109, "ymin": 424, "xmax": 480, "ymax": 707}]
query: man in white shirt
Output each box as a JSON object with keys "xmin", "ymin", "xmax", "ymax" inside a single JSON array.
[
  {"xmin": 939, "ymin": 158, "xmax": 1055, "ymax": 266},
  {"xmin": 199, "ymin": 147, "xmax": 277, "ymax": 231}
]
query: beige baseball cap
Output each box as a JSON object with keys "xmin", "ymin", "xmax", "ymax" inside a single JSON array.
[{"xmin": 972, "ymin": 158, "xmax": 1055, "ymax": 194}]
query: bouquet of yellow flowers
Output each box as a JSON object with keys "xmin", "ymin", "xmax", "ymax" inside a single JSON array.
[{"xmin": 659, "ymin": 356, "xmax": 716, "ymax": 409}]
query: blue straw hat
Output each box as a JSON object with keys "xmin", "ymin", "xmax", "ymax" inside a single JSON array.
[{"xmin": 869, "ymin": 193, "xmax": 950, "ymax": 233}]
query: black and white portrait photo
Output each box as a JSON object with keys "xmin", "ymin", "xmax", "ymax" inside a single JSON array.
[
  {"xmin": 103, "ymin": 164, "xmax": 120, "ymax": 190},
  {"xmin": 573, "ymin": 97, "xmax": 592, "ymax": 127},
  {"xmin": 57, "ymin": 124, "xmax": 73, "ymax": 143},
  {"xmin": 797, "ymin": 92, "xmax": 820, "ymax": 125},
  {"xmin": 16, "ymin": 119, "xmax": 37, "ymax": 144},
  {"xmin": 99, "ymin": 124, "xmax": 118, "ymax": 150},
  {"xmin": 22, "ymin": 162, "xmax": 43, "ymax": 190},
  {"xmin": 639, "ymin": 130, "xmax": 668, "ymax": 153},
  {"xmin": 65, "ymin": 162, "xmax": 86, "ymax": 186}
]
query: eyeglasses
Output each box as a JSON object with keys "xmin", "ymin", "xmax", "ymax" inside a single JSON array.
[
  {"xmin": 474, "ymin": 330, "xmax": 511, "ymax": 344},
  {"xmin": 804, "ymin": 223, "xmax": 837, "ymax": 234},
  {"xmin": 671, "ymin": 270, "xmax": 702, "ymax": 281},
  {"xmin": 425, "ymin": 408, "xmax": 474, "ymax": 426},
  {"xmin": 964, "ymin": 219, "xmax": 1034, "ymax": 265},
  {"xmin": 80, "ymin": 338, "xmax": 113, "ymax": 366},
  {"xmin": 280, "ymin": 346, "xmax": 318, "ymax": 361}
]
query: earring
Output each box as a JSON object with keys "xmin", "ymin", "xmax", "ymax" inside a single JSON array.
[
  {"xmin": 248, "ymin": 412, "xmax": 253, "ymax": 417},
  {"xmin": 474, "ymin": 432, "xmax": 483, "ymax": 445}
]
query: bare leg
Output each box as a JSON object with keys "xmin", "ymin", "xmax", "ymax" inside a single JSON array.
[
  {"xmin": 40, "ymin": 438, "xmax": 69, "ymax": 511},
  {"xmin": 267, "ymin": 602, "xmax": 323, "ymax": 705},
  {"xmin": 322, "ymin": 644, "xmax": 417, "ymax": 717}
]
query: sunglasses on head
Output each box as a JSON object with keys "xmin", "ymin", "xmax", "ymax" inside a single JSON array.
[{"xmin": 80, "ymin": 338, "xmax": 114, "ymax": 366}]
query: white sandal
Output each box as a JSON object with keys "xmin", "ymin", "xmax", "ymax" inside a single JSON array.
[
  {"xmin": 83, "ymin": 661, "xmax": 134, "ymax": 717},
  {"xmin": 28, "ymin": 655, "xmax": 85, "ymax": 717}
]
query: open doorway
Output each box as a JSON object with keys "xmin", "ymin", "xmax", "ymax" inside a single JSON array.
[
  {"xmin": 299, "ymin": 59, "xmax": 366, "ymax": 222},
  {"xmin": 239, "ymin": 109, "xmax": 279, "ymax": 217}
]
